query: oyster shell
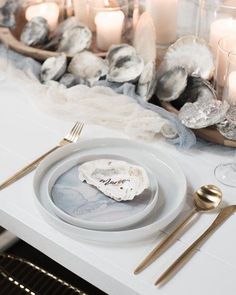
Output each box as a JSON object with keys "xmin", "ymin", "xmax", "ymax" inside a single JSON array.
[
  {"xmin": 137, "ymin": 61, "xmax": 157, "ymax": 101},
  {"xmin": 52, "ymin": 16, "xmax": 80, "ymax": 38},
  {"xmin": 156, "ymin": 66, "xmax": 188, "ymax": 102},
  {"xmin": 217, "ymin": 119, "xmax": 236, "ymax": 140},
  {"xmin": 133, "ymin": 12, "xmax": 156, "ymax": 64},
  {"xmin": 59, "ymin": 73, "xmax": 77, "ymax": 88},
  {"xmin": 78, "ymin": 159, "xmax": 150, "ymax": 202},
  {"xmin": 57, "ymin": 25, "xmax": 92, "ymax": 55},
  {"xmin": 106, "ymin": 44, "xmax": 136, "ymax": 65},
  {"xmin": 160, "ymin": 36, "xmax": 214, "ymax": 80},
  {"xmin": 20, "ymin": 16, "xmax": 49, "ymax": 46},
  {"xmin": 179, "ymin": 97, "xmax": 229, "ymax": 129},
  {"xmin": 44, "ymin": 17, "xmax": 84, "ymax": 50},
  {"xmin": 133, "ymin": 12, "xmax": 157, "ymax": 101},
  {"xmin": 0, "ymin": 0, "xmax": 19, "ymax": 28},
  {"xmin": 107, "ymin": 54, "xmax": 144, "ymax": 83},
  {"xmin": 68, "ymin": 51, "xmax": 108, "ymax": 86},
  {"xmin": 40, "ymin": 54, "xmax": 67, "ymax": 83},
  {"xmin": 172, "ymin": 76, "xmax": 217, "ymax": 109}
]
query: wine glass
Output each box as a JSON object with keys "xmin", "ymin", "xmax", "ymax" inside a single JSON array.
[{"xmin": 215, "ymin": 50, "xmax": 236, "ymax": 187}]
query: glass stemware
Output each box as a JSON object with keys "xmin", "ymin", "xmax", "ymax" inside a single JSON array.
[{"xmin": 215, "ymin": 50, "xmax": 236, "ymax": 187}]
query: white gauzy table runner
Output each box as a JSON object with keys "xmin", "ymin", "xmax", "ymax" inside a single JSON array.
[{"xmin": 0, "ymin": 80, "xmax": 236, "ymax": 295}]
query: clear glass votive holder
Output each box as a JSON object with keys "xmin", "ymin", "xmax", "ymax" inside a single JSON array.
[
  {"xmin": 198, "ymin": 1, "xmax": 236, "ymax": 57},
  {"xmin": 215, "ymin": 35, "xmax": 236, "ymax": 98},
  {"xmin": 22, "ymin": 0, "xmax": 64, "ymax": 32},
  {"xmin": 72, "ymin": 0, "xmax": 90, "ymax": 26},
  {"xmin": 215, "ymin": 50, "xmax": 236, "ymax": 188},
  {"xmin": 87, "ymin": 0, "xmax": 129, "ymax": 52},
  {"xmin": 146, "ymin": 0, "xmax": 178, "ymax": 46},
  {"xmin": 177, "ymin": 0, "xmax": 200, "ymax": 37}
]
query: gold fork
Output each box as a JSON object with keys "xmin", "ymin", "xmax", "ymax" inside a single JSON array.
[{"xmin": 0, "ymin": 122, "xmax": 84, "ymax": 191}]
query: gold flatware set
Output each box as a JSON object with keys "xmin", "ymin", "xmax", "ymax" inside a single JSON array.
[
  {"xmin": 0, "ymin": 125, "xmax": 233, "ymax": 288},
  {"xmin": 135, "ymin": 184, "xmax": 235, "ymax": 286}
]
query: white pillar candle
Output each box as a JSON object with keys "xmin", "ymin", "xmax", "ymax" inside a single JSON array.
[
  {"xmin": 146, "ymin": 0, "xmax": 177, "ymax": 45},
  {"xmin": 228, "ymin": 71, "xmax": 236, "ymax": 104},
  {"xmin": 95, "ymin": 10, "xmax": 124, "ymax": 51},
  {"xmin": 25, "ymin": 2, "xmax": 60, "ymax": 32},
  {"xmin": 209, "ymin": 18, "xmax": 236, "ymax": 57}
]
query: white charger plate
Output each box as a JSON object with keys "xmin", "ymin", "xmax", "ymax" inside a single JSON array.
[
  {"xmin": 47, "ymin": 154, "xmax": 159, "ymax": 231},
  {"xmin": 33, "ymin": 138, "xmax": 187, "ymax": 244}
]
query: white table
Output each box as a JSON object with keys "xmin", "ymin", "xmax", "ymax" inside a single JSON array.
[{"xmin": 0, "ymin": 80, "xmax": 236, "ymax": 295}]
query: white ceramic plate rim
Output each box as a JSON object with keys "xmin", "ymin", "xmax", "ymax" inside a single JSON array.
[{"xmin": 33, "ymin": 138, "xmax": 187, "ymax": 244}]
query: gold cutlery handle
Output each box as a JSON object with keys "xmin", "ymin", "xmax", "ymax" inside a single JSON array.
[
  {"xmin": 0, "ymin": 146, "xmax": 60, "ymax": 191},
  {"xmin": 155, "ymin": 205, "xmax": 236, "ymax": 286},
  {"xmin": 134, "ymin": 208, "xmax": 197, "ymax": 274}
]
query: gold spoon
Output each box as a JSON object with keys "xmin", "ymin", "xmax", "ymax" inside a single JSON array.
[
  {"xmin": 155, "ymin": 205, "xmax": 236, "ymax": 286},
  {"xmin": 134, "ymin": 184, "xmax": 222, "ymax": 274}
]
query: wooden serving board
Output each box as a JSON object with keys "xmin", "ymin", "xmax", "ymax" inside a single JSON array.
[
  {"xmin": 0, "ymin": 27, "xmax": 105, "ymax": 61},
  {"xmin": 161, "ymin": 101, "xmax": 236, "ymax": 148}
]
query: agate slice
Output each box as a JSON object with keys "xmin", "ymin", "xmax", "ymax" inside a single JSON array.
[{"xmin": 179, "ymin": 97, "xmax": 229, "ymax": 129}]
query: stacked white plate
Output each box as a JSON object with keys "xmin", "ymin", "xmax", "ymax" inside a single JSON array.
[{"xmin": 34, "ymin": 138, "xmax": 187, "ymax": 244}]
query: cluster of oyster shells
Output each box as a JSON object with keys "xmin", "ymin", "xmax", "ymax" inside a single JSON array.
[
  {"xmin": 20, "ymin": 16, "xmax": 92, "ymax": 56},
  {"xmin": 39, "ymin": 12, "xmax": 157, "ymax": 100},
  {"xmin": 21, "ymin": 12, "xmax": 236, "ymax": 140},
  {"xmin": 78, "ymin": 159, "xmax": 150, "ymax": 202},
  {"xmin": 156, "ymin": 35, "xmax": 236, "ymax": 139}
]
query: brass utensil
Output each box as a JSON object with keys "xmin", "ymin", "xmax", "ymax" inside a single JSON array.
[
  {"xmin": 0, "ymin": 122, "xmax": 84, "ymax": 191},
  {"xmin": 155, "ymin": 205, "xmax": 236, "ymax": 286},
  {"xmin": 134, "ymin": 185, "xmax": 222, "ymax": 274}
]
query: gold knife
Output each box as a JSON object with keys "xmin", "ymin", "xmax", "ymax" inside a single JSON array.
[{"xmin": 155, "ymin": 205, "xmax": 236, "ymax": 286}]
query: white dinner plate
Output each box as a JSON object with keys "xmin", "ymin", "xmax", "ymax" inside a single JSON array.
[
  {"xmin": 47, "ymin": 154, "xmax": 159, "ymax": 231},
  {"xmin": 33, "ymin": 138, "xmax": 187, "ymax": 244}
]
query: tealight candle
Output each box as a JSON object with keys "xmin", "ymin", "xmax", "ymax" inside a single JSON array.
[
  {"xmin": 95, "ymin": 10, "xmax": 124, "ymax": 51},
  {"xmin": 228, "ymin": 71, "xmax": 236, "ymax": 104},
  {"xmin": 25, "ymin": 2, "xmax": 60, "ymax": 31},
  {"xmin": 146, "ymin": 0, "xmax": 177, "ymax": 45},
  {"xmin": 209, "ymin": 18, "xmax": 236, "ymax": 57}
]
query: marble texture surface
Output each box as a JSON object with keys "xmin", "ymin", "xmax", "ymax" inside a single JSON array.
[{"xmin": 51, "ymin": 165, "xmax": 155, "ymax": 224}]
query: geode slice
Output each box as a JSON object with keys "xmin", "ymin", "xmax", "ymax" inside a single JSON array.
[
  {"xmin": 217, "ymin": 119, "xmax": 236, "ymax": 140},
  {"xmin": 179, "ymin": 97, "xmax": 230, "ymax": 129}
]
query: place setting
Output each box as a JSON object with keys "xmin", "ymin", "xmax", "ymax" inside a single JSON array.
[{"xmin": 0, "ymin": 0, "xmax": 236, "ymax": 294}]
